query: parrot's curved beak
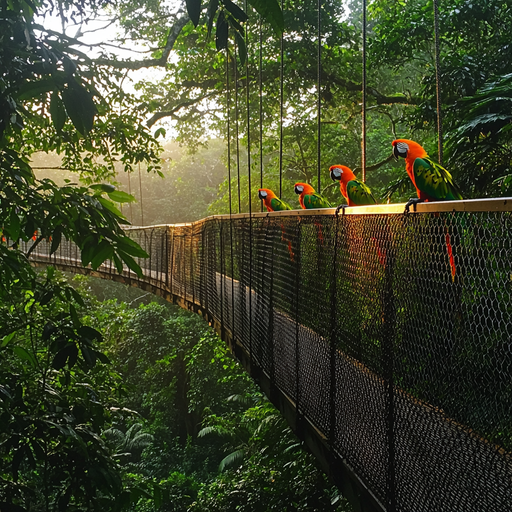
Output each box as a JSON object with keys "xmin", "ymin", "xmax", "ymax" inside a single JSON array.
[
  {"xmin": 392, "ymin": 144, "xmax": 400, "ymax": 161},
  {"xmin": 294, "ymin": 185, "xmax": 303, "ymax": 194},
  {"xmin": 330, "ymin": 167, "xmax": 342, "ymax": 181},
  {"xmin": 258, "ymin": 190, "xmax": 267, "ymax": 199}
]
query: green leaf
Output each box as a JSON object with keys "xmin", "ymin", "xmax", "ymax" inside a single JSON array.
[
  {"xmin": 50, "ymin": 92, "xmax": 67, "ymax": 133},
  {"xmin": 52, "ymin": 344, "xmax": 78, "ymax": 370},
  {"xmin": 118, "ymin": 251, "xmax": 144, "ymax": 278},
  {"xmin": 50, "ymin": 228, "xmax": 62, "ymax": 255},
  {"xmin": 12, "ymin": 346, "xmax": 37, "ymax": 367},
  {"xmin": 90, "ymin": 240, "xmax": 114, "ymax": 269},
  {"xmin": 117, "ymin": 236, "xmax": 149, "ymax": 258},
  {"xmin": 1, "ymin": 332, "xmax": 15, "ymax": 348},
  {"xmin": 9, "ymin": 209, "xmax": 21, "ymax": 241},
  {"xmin": 216, "ymin": 10, "xmax": 228, "ymax": 50},
  {"xmin": 80, "ymin": 345, "xmax": 97, "ymax": 367},
  {"xmin": 248, "ymin": 0, "xmax": 283, "ymax": 35},
  {"xmin": 61, "ymin": 82, "xmax": 97, "ymax": 136},
  {"xmin": 18, "ymin": 78, "xmax": 56, "ymax": 100},
  {"xmin": 90, "ymin": 183, "xmax": 116, "ymax": 193},
  {"xmin": 70, "ymin": 304, "xmax": 80, "ymax": 328},
  {"xmin": 113, "ymin": 253, "xmax": 124, "ymax": 273},
  {"xmin": 78, "ymin": 325, "xmax": 102, "ymax": 343},
  {"xmin": 186, "ymin": 0, "xmax": 202, "ymax": 26},
  {"xmin": 97, "ymin": 197, "xmax": 124, "ymax": 218},
  {"xmin": 234, "ymin": 28, "xmax": 246, "ymax": 65},
  {"xmin": 222, "ymin": 0, "xmax": 248, "ymax": 22},
  {"xmin": 106, "ymin": 190, "xmax": 136, "ymax": 203}
]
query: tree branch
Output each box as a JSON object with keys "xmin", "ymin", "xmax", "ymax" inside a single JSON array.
[
  {"xmin": 95, "ymin": 13, "xmax": 190, "ymax": 70},
  {"xmin": 146, "ymin": 92, "xmax": 218, "ymax": 127}
]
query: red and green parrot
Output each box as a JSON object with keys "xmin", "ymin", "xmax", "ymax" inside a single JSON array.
[
  {"xmin": 294, "ymin": 182, "xmax": 333, "ymax": 209},
  {"xmin": 258, "ymin": 188, "xmax": 293, "ymax": 212},
  {"xmin": 258, "ymin": 188, "xmax": 295, "ymax": 261},
  {"xmin": 294, "ymin": 182, "xmax": 332, "ymax": 244},
  {"xmin": 392, "ymin": 138, "xmax": 461, "ymax": 281},
  {"xmin": 329, "ymin": 165, "xmax": 377, "ymax": 210},
  {"xmin": 391, "ymin": 139, "xmax": 462, "ymax": 212}
]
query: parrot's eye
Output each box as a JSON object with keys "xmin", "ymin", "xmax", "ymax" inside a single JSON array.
[
  {"xmin": 393, "ymin": 142, "xmax": 409, "ymax": 160},
  {"xmin": 258, "ymin": 190, "xmax": 267, "ymax": 199},
  {"xmin": 330, "ymin": 168, "xmax": 342, "ymax": 181},
  {"xmin": 294, "ymin": 185, "xmax": 304, "ymax": 194}
]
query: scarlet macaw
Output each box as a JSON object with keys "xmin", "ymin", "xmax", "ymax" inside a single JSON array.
[
  {"xmin": 258, "ymin": 188, "xmax": 293, "ymax": 212},
  {"xmin": 294, "ymin": 182, "xmax": 332, "ymax": 245},
  {"xmin": 258, "ymin": 188, "xmax": 295, "ymax": 260},
  {"xmin": 329, "ymin": 165, "xmax": 377, "ymax": 209},
  {"xmin": 392, "ymin": 138, "xmax": 461, "ymax": 280},
  {"xmin": 391, "ymin": 139, "xmax": 462, "ymax": 212},
  {"xmin": 294, "ymin": 183, "xmax": 332, "ymax": 209}
]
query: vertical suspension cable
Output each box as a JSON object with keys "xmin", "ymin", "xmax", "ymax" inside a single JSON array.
[
  {"xmin": 226, "ymin": 43, "xmax": 236, "ymax": 340},
  {"xmin": 317, "ymin": 0, "xmax": 321, "ymax": 191},
  {"xmin": 361, "ymin": 0, "xmax": 367, "ymax": 182},
  {"xmin": 433, "ymin": 0, "xmax": 443, "ymax": 165},
  {"xmin": 259, "ymin": 16, "xmax": 263, "ymax": 211},
  {"xmin": 226, "ymin": 46, "xmax": 233, "ymax": 216},
  {"xmin": 127, "ymin": 171, "xmax": 133, "ymax": 223},
  {"xmin": 234, "ymin": 43, "xmax": 242, "ymax": 212},
  {"xmin": 279, "ymin": 0, "xmax": 284, "ymax": 198},
  {"xmin": 245, "ymin": 0, "xmax": 253, "ymax": 366},
  {"xmin": 246, "ymin": 3, "xmax": 252, "ymax": 215},
  {"xmin": 138, "ymin": 163, "xmax": 144, "ymax": 226}
]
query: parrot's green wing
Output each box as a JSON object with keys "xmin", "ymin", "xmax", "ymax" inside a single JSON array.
[
  {"xmin": 270, "ymin": 197, "xmax": 292, "ymax": 211},
  {"xmin": 346, "ymin": 179, "xmax": 377, "ymax": 206},
  {"xmin": 413, "ymin": 157, "xmax": 463, "ymax": 200},
  {"xmin": 304, "ymin": 193, "xmax": 332, "ymax": 209}
]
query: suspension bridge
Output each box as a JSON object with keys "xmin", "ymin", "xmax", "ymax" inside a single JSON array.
[{"xmin": 29, "ymin": 199, "xmax": 512, "ymax": 512}]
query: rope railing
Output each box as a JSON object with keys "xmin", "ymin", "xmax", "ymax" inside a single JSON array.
[{"xmin": 28, "ymin": 200, "xmax": 512, "ymax": 512}]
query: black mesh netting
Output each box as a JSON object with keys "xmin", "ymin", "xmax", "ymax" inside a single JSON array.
[{"xmin": 31, "ymin": 210, "xmax": 512, "ymax": 511}]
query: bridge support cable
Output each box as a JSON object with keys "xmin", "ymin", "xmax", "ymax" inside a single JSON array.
[
  {"xmin": 317, "ymin": 0, "xmax": 322, "ymax": 192},
  {"xmin": 433, "ymin": 0, "xmax": 443, "ymax": 164},
  {"xmin": 361, "ymin": 0, "xmax": 367, "ymax": 182},
  {"xmin": 259, "ymin": 16, "xmax": 264, "ymax": 211},
  {"xmin": 138, "ymin": 163, "xmax": 144, "ymax": 226},
  {"xmin": 279, "ymin": 0, "xmax": 284, "ymax": 199},
  {"xmin": 29, "ymin": 201, "xmax": 512, "ymax": 512},
  {"xmin": 234, "ymin": 43, "xmax": 241, "ymax": 213},
  {"xmin": 226, "ymin": 43, "xmax": 237, "ymax": 340},
  {"xmin": 245, "ymin": 0, "xmax": 254, "ymax": 370}
]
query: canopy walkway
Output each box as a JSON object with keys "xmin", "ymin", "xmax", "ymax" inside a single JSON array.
[{"xmin": 30, "ymin": 199, "xmax": 512, "ymax": 512}]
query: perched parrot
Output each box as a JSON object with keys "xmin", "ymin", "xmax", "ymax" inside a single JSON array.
[
  {"xmin": 329, "ymin": 165, "xmax": 377, "ymax": 209},
  {"xmin": 294, "ymin": 183, "xmax": 333, "ymax": 209},
  {"xmin": 392, "ymin": 138, "xmax": 461, "ymax": 281},
  {"xmin": 294, "ymin": 182, "xmax": 331, "ymax": 245},
  {"xmin": 391, "ymin": 139, "xmax": 462, "ymax": 212},
  {"xmin": 257, "ymin": 188, "xmax": 295, "ymax": 261},
  {"xmin": 258, "ymin": 188, "xmax": 293, "ymax": 212}
]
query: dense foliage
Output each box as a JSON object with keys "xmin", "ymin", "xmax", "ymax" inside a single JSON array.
[{"xmin": 77, "ymin": 277, "xmax": 351, "ymax": 511}]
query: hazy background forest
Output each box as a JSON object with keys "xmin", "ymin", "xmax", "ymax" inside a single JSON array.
[
  {"xmin": 30, "ymin": 0, "xmax": 512, "ymax": 224},
  {"xmin": 2, "ymin": 0, "xmax": 512, "ymax": 509}
]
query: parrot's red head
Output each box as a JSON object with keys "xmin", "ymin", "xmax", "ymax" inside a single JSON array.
[
  {"xmin": 392, "ymin": 139, "xmax": 428, "ymax": 162},
  {"xmin": 258, "ymin": 188, "xmax": 277, "ymax": 201},
  {"xmin": 329, "ymin": 165, "xmax": 356, "ymax": 184},
  {"xmin": 294, "ymin": 182, "xmax": 315, "ymax": 196}
]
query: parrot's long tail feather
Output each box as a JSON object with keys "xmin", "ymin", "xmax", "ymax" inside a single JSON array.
[
  {"xmin": 445, "ymin": 230, "xmax": 456, "ymax": 282},
  {"xmin": 280, "ymin": 222, "xmax": 295, "ymax": 261},
  {"xmin": 435, "ymin": 212, "xmax": 457, "ymax": 282},
  {"xmin": 315, "ymin": 221, "xmax": 324, "ymax": 245}
]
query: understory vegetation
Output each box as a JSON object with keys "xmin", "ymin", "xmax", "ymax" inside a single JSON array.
[{"xmin": 1, "ymin": 274, "xmax": 350, "ymax": 510}]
